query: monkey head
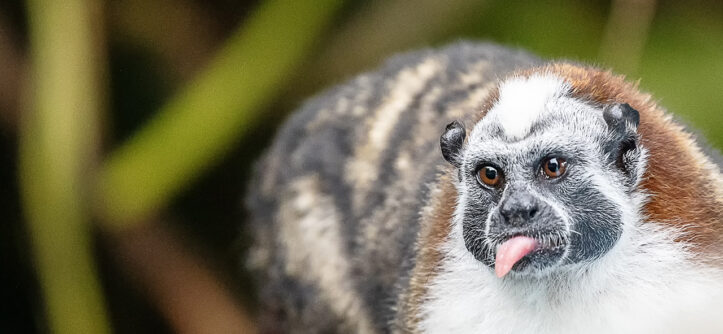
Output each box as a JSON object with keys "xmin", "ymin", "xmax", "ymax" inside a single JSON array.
[{"xmin": 441, "ymin": 75, "xmax": 647, "ymax": 278}]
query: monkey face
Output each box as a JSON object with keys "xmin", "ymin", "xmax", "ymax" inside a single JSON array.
[
  {"xmin": 457, "ymin": 141, "xmax": 625, "ymax": 277},
  {"xmin": 441, "ymin": 77, "xmax": 646, "ymax": 278}
]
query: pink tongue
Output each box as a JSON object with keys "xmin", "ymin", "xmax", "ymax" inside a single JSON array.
[{"xmin": 495, "ymin": 236, "xmax": 539, "ymax": 278}]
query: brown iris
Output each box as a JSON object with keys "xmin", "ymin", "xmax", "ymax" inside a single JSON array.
[
  {"xmin": 477, "ymin": 166, "xmax": 502, "ymax": 187},
  {"xmin": 542, "ymin": 157, "xmax": 567, "ymax": 178}
]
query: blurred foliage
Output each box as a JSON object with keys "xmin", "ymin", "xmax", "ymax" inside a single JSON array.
[
  {"xmin": 1, "ymin": 0, "xmax": 721, "ymax": 333},
  {"xmin": 638, "ymin": 2, "xmax": 723, "ymax": 147},
  {"xmin": 96, "ymin": 0, "xmax": 343, "ymax": 228},
  {"xmin": 20, "ymin": 0, "xmax": 110, "ymax": 333}
]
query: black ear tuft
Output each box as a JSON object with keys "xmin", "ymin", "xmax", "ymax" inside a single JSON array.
[
  {"xmin": 440, "ymin": 121, "xmax": 466, "ymax": 168},
  {"xmin": 602, "ymin": 103, "xmax": 644, "ymax": 188},
  {"xmin": 603, "ymin": 103, "xmax": 640, "ymax": 132}
]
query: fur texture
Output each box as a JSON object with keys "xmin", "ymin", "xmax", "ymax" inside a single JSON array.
[{"xmin": 246, "ymin": 43, "xmax": 723, "ymax": 333}]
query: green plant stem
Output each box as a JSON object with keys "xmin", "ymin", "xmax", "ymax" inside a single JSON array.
[
  {"xmin": 96, "ymin": 0, "xmax": 344, "ymax": 228},
  {"xmin": 599, "ymin": 0, "xmax": 657, "ymax": 74},
  {"xmin": 20, "ymin": 0, "xmax": 110, "ymax": 333}
]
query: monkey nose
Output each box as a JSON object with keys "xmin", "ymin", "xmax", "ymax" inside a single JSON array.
[{"xmin": 498, "ymin": 192, "xmax": 541, "ymax": 227}]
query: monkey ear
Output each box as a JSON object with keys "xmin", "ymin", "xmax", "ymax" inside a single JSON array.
[
  {"xmin": 603, "ymin": 103, "xmax": 639, "ymax": 133},
  {"xmin": 440, "ymin": 121, "xmax": 466, "ymax": 168},
  {"xmin": 602, "ymin": 103, "xmax": 644, "ymax": 187}
]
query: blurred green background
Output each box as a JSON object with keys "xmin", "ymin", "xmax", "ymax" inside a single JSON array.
[{"xmin": 0, "ymin": 0, "xmax": 720, "ymax": 333}]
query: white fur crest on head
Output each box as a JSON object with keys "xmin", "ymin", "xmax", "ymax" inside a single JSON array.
[{"xmin": 485, "ymin": 74, "xmax": 571, "ymax": 140}]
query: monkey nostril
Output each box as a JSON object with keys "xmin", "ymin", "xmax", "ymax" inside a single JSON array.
[{"xmin": 529, "ymin": 208, "xmax": 538, "ymax": 219}]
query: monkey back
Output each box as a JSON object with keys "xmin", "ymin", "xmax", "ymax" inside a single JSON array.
[{"xmin": 245, "ymin": 43, "xmax": 541, "ymax": 333}]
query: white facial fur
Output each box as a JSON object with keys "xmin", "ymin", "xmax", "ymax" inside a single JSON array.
[{"xmin": 420, "ymin": 74, "xmax": 723, "ymax": 333}]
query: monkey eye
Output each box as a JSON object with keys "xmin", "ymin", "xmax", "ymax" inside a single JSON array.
[
  {"xmin": 477, "ymin": 165, "xmax": 503, "ymax": 187},
  {"xmin": 542, "ymin": 157, "xmax": 567, "ymax": 178}
]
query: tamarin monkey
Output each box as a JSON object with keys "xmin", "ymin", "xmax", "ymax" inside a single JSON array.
[{"xmin": 246, "ymin": 43, "xmax": 723, "ymax": 333}]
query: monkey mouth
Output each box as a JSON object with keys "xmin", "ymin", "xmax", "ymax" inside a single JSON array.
[{"xmin": 491, "ymin": 231, "xmax": 568, "ymax": 278}]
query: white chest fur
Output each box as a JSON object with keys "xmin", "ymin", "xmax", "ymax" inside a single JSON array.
[{"xmin": 419, "ymin": 221, "xmax": 723, "ymax": 334}]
